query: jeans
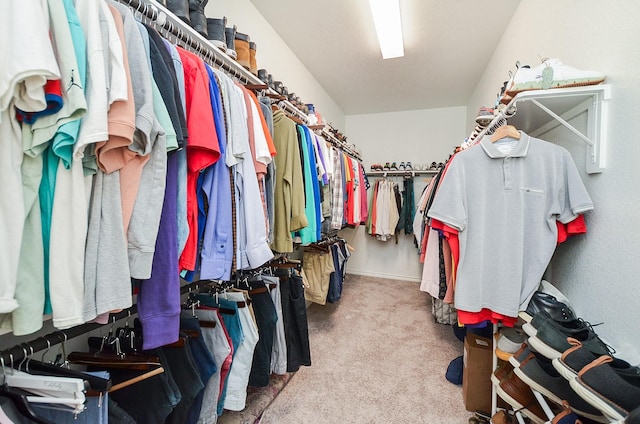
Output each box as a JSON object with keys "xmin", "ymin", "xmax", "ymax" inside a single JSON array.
[
  {"xmin": 31, "ymin": 371, "xmax": 110, "ymax": 424},
  {"xmin": 181, "ymin": 312, "xmax": 218, "ymax": 424},
  {"xmin": 163, "ymin": 339, "xmax": 205, "ymax": 424}
]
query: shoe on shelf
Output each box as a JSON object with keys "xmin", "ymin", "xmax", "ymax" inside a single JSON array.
[
  {"xmin": 551, "ymin": 400, "xmax": 586, "ymax": 424},
  {"xmin": 405, "ymin": 161, "xmax": 413, "ymax": 170},
  {"xmin": 429, "ymin": 161, "xmax": 438, "ymax": 170},
  {"xmin": 514, "ymin": 352, "xmax": 607, "ymax": 422},
  {"xmin": 390, "ymin": 162, "xmax": 398, "ymax": 171},
  {"xmin": 520, "ymin": 288, "xmax": 576, "ymax": 324},
  {"xmin": 249, "ymin": 41, "xmax": 258, "ymax": 76},
  {"xmin": 570, "ymin": 355, "xmax": 640, "ymax": 421},
  {"xmin": 496, "ymin": 327, "xmax": 527, "ymax": 361},
  {"xmin": 206, "ymin": 17, "xmax": 227, "ymax": 51},
  {"xmin": 234, "ymin": 31, "xmax": 251, "ymax": 70},
  {"xmin": 491, "ymin": 361, "xmax": 514, "ymax": 387},
  {"xmin": 398, "ymin": 162, "xmax": 405, "ymax": 170},
  {"xmin": 166, "ymin": 0, "xmax": 191, "ymax": 25},
  {"xmin": 506, "ymin": 58, "xmax": 605, "ymax": 96},
  {"xmin": 189, "ymin": 0, "xmax": 209, "ymax": 38},
  {"xmin": 496, "ymin": 370, "xmax": 548, "ymax": 424},
  {"xmin": 224, "ymin": 26, "xmax": 237, "ymax": 59},
  {"xmin": 527, "ymin": 317, "xmax": 611, "ymax": 360},
  {"xmin": 518, "ymin": 294, "xmax": 577, "ymax": 336},
  {"xmin": 383, "ymin": 162, "xmax": 390, "ymax": 171},
  {"xmin": 552, "ymin": 337, "xmax": 628, "ymax": 381},
  {"xmin": 508, "ymin": 342, "xmax": 534, "ymax": 368},
  {"xmin": 475, "ymin": 106, "xmax": 495, "ymax": 126}
]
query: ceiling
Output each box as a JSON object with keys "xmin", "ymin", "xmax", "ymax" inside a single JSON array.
[{"xmin": 249, "ymin": 0, "xmax": 521, "ymax": 115}]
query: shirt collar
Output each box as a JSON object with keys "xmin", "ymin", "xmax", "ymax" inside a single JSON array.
[{"xmin": 480, "ymin": 131, "xmax": 531, "ymax": 158}]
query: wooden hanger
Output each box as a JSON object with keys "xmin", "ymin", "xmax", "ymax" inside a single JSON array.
[{"xmin": 490, "ymin": 125, "xmax": 520, "ymax": 142}]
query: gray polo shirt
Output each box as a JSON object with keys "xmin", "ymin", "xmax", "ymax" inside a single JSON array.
[{"xmin": 427, "ymin": 132, "xmax": 593, "ymax": 317}]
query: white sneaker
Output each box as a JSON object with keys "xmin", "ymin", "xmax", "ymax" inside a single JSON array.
[{"xmin": 506, "ymin": 58, "xmax": 605, "ymax": 95}]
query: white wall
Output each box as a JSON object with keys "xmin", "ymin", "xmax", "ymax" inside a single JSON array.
[
  {"xmin": 342, "ymin": 107, "xmax": 467, "ymax": 281},
  {"xmin": 205, "ymin": 0, "xmax": 346, "ymax": 129},
  {"xmin": 467, "ymin": 0, "xmax": 640, "ymax": 363}
]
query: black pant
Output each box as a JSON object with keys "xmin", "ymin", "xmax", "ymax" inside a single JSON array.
[
  {"xmin": 248, "ymin": 284, "xmax": 278, "ymax": 386},
  {"xmin": 277, "ymin": 270, "xmax": 311, "ymax": 372}
]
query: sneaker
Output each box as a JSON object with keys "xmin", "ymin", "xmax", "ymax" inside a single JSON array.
[
  {"xmin": 506, "ymin": 58, "xmax": 605, "ymax": 96},
  {"xmin": 475, "ymin": 106, "xmax": 495, "ymax": 126},
  {"xmin": 520, "ymin": 290, "xmax": 576, "ymax": 324},
  {"xmin": 552, "ymin": 338, "xmax": 622, "ymax": 381},
  {"xmin": 528, "ymin": 319, "xmax": 610, "ymax": 360},
  {"xmin": 496, "ymin": 327, "xmax": 527, "ymax": 361},
  {"xmin": 405, "ymin": 162, "xmax": 413, "ymax": 170},
  {"xmin": 398, "ymin": 162, "xmax": 405, "ymax": 170},
  {"xmin": 514, "ymin": 352, "xmax": 607, "ymax": 421},
  {"xmin": 383, "ymin": 162, "xmax": 390, "ymax": 171},
  {"xmin": 570, "ymin": 355, "xmax": 640, "ymax": 421},
  {"xmin": 508, "ymin": 342, "xmax": 534, "ymax": 368},
  {"xmin": 390, "ymin": 162, "xmax": 398, "ymax": 171}
]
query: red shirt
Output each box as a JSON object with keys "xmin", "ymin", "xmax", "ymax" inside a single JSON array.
[{"xmin": 177, "ymin": 47, "xmax": 220, "ymax": 271}]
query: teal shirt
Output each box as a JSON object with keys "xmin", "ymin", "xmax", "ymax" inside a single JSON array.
[{"xmin": 296, "ymin": 125, "xmax": 317, "ymax": 244}]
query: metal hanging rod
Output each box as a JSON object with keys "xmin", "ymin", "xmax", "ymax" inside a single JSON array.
[{"xmin": 119, "ymin": 0, "xmax": 362, "ymax": 161}]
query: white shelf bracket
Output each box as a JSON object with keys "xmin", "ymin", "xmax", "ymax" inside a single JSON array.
[{"xmin": 509, "ymin": 85, "xmax": 610, "ymax": 174}]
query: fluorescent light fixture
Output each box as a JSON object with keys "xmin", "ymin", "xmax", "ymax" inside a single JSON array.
[{"xmin": 369, "ymin": 0, "xmax": 404, "ymax": 59}]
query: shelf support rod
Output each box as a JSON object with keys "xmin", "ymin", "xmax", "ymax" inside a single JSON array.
[{"xmin": 528, "ymin": 99, "xmax": 594, "ymax": 146}]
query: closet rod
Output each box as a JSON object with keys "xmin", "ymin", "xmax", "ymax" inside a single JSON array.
[{"xmin": 277, "ymin": 100, "xmax": 362, "ymax": 161}]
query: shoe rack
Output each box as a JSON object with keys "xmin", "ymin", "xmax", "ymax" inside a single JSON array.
[
  {"xmin": 490, "ymin": 323, "xmax": 627, "ymax": 424},
  {"xmin": 118, "ymin": 0, "xmax": 362, "ymax": 162},
  {"xmin": 470, "ymin": 85, "xmax": 611, "ymax": 174}
]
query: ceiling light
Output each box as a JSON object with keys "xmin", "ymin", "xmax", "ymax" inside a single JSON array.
[{"xmin": 369, "ymin": 0, "xmax": 404, "ymax": 59}]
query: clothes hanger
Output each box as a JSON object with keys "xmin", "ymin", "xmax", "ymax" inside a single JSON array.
[
  {"xmin": 490, "ymin": 124, "xmax": 521, "ymax": 142},
  {"xmin": 0, "ymin": 356, "xmax": 55, "ymax": 424},
  {"xmin": 2, "ymin": 351, "xmax": 86, "ymax": 414}
]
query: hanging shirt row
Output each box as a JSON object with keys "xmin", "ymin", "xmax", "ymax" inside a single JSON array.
[{"xmin": 0, "ymin": 0, "xmax": 366, "ymax": 346}]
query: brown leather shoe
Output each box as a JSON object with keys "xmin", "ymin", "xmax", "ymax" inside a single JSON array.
[{"xmin": 497, "ymin": 370, "xmax": 547, "ymax": 424}]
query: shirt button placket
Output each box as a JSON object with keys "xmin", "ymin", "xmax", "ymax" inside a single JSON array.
[{"xmin": 503, "ymin": 157, "xmax": 512, "ymax": 190}]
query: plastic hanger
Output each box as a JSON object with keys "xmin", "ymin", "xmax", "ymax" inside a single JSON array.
[
  {"xmin": 3, "ymin": 348, "xmax": 86, "ymax": 412},
  {"xmin": 490, "ymin": 124, "xmax": 521, "ymax": 142},
  {"xmin": 23, "ymin": 338, "xmax": 112, "ymax": 393}
]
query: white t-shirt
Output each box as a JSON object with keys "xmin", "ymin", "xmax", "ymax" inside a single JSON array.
[{"xmin": 0, "ymin": 0, "xmax": 60, "ymax": 313}]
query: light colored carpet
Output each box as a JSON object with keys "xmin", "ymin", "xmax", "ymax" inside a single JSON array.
[{"xmin": 259, "ymin": 274, "xmax": 473, "ymax": 424}]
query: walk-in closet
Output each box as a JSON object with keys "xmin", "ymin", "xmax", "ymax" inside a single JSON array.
[{"xmin": 1, "ymin": 0, "xmax": 639, "ymax": 423}]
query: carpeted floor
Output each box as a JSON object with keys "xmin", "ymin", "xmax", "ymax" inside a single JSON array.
[{"xmin": 258, "ymin": 274, "xmax": 473, "ymax": 423}]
